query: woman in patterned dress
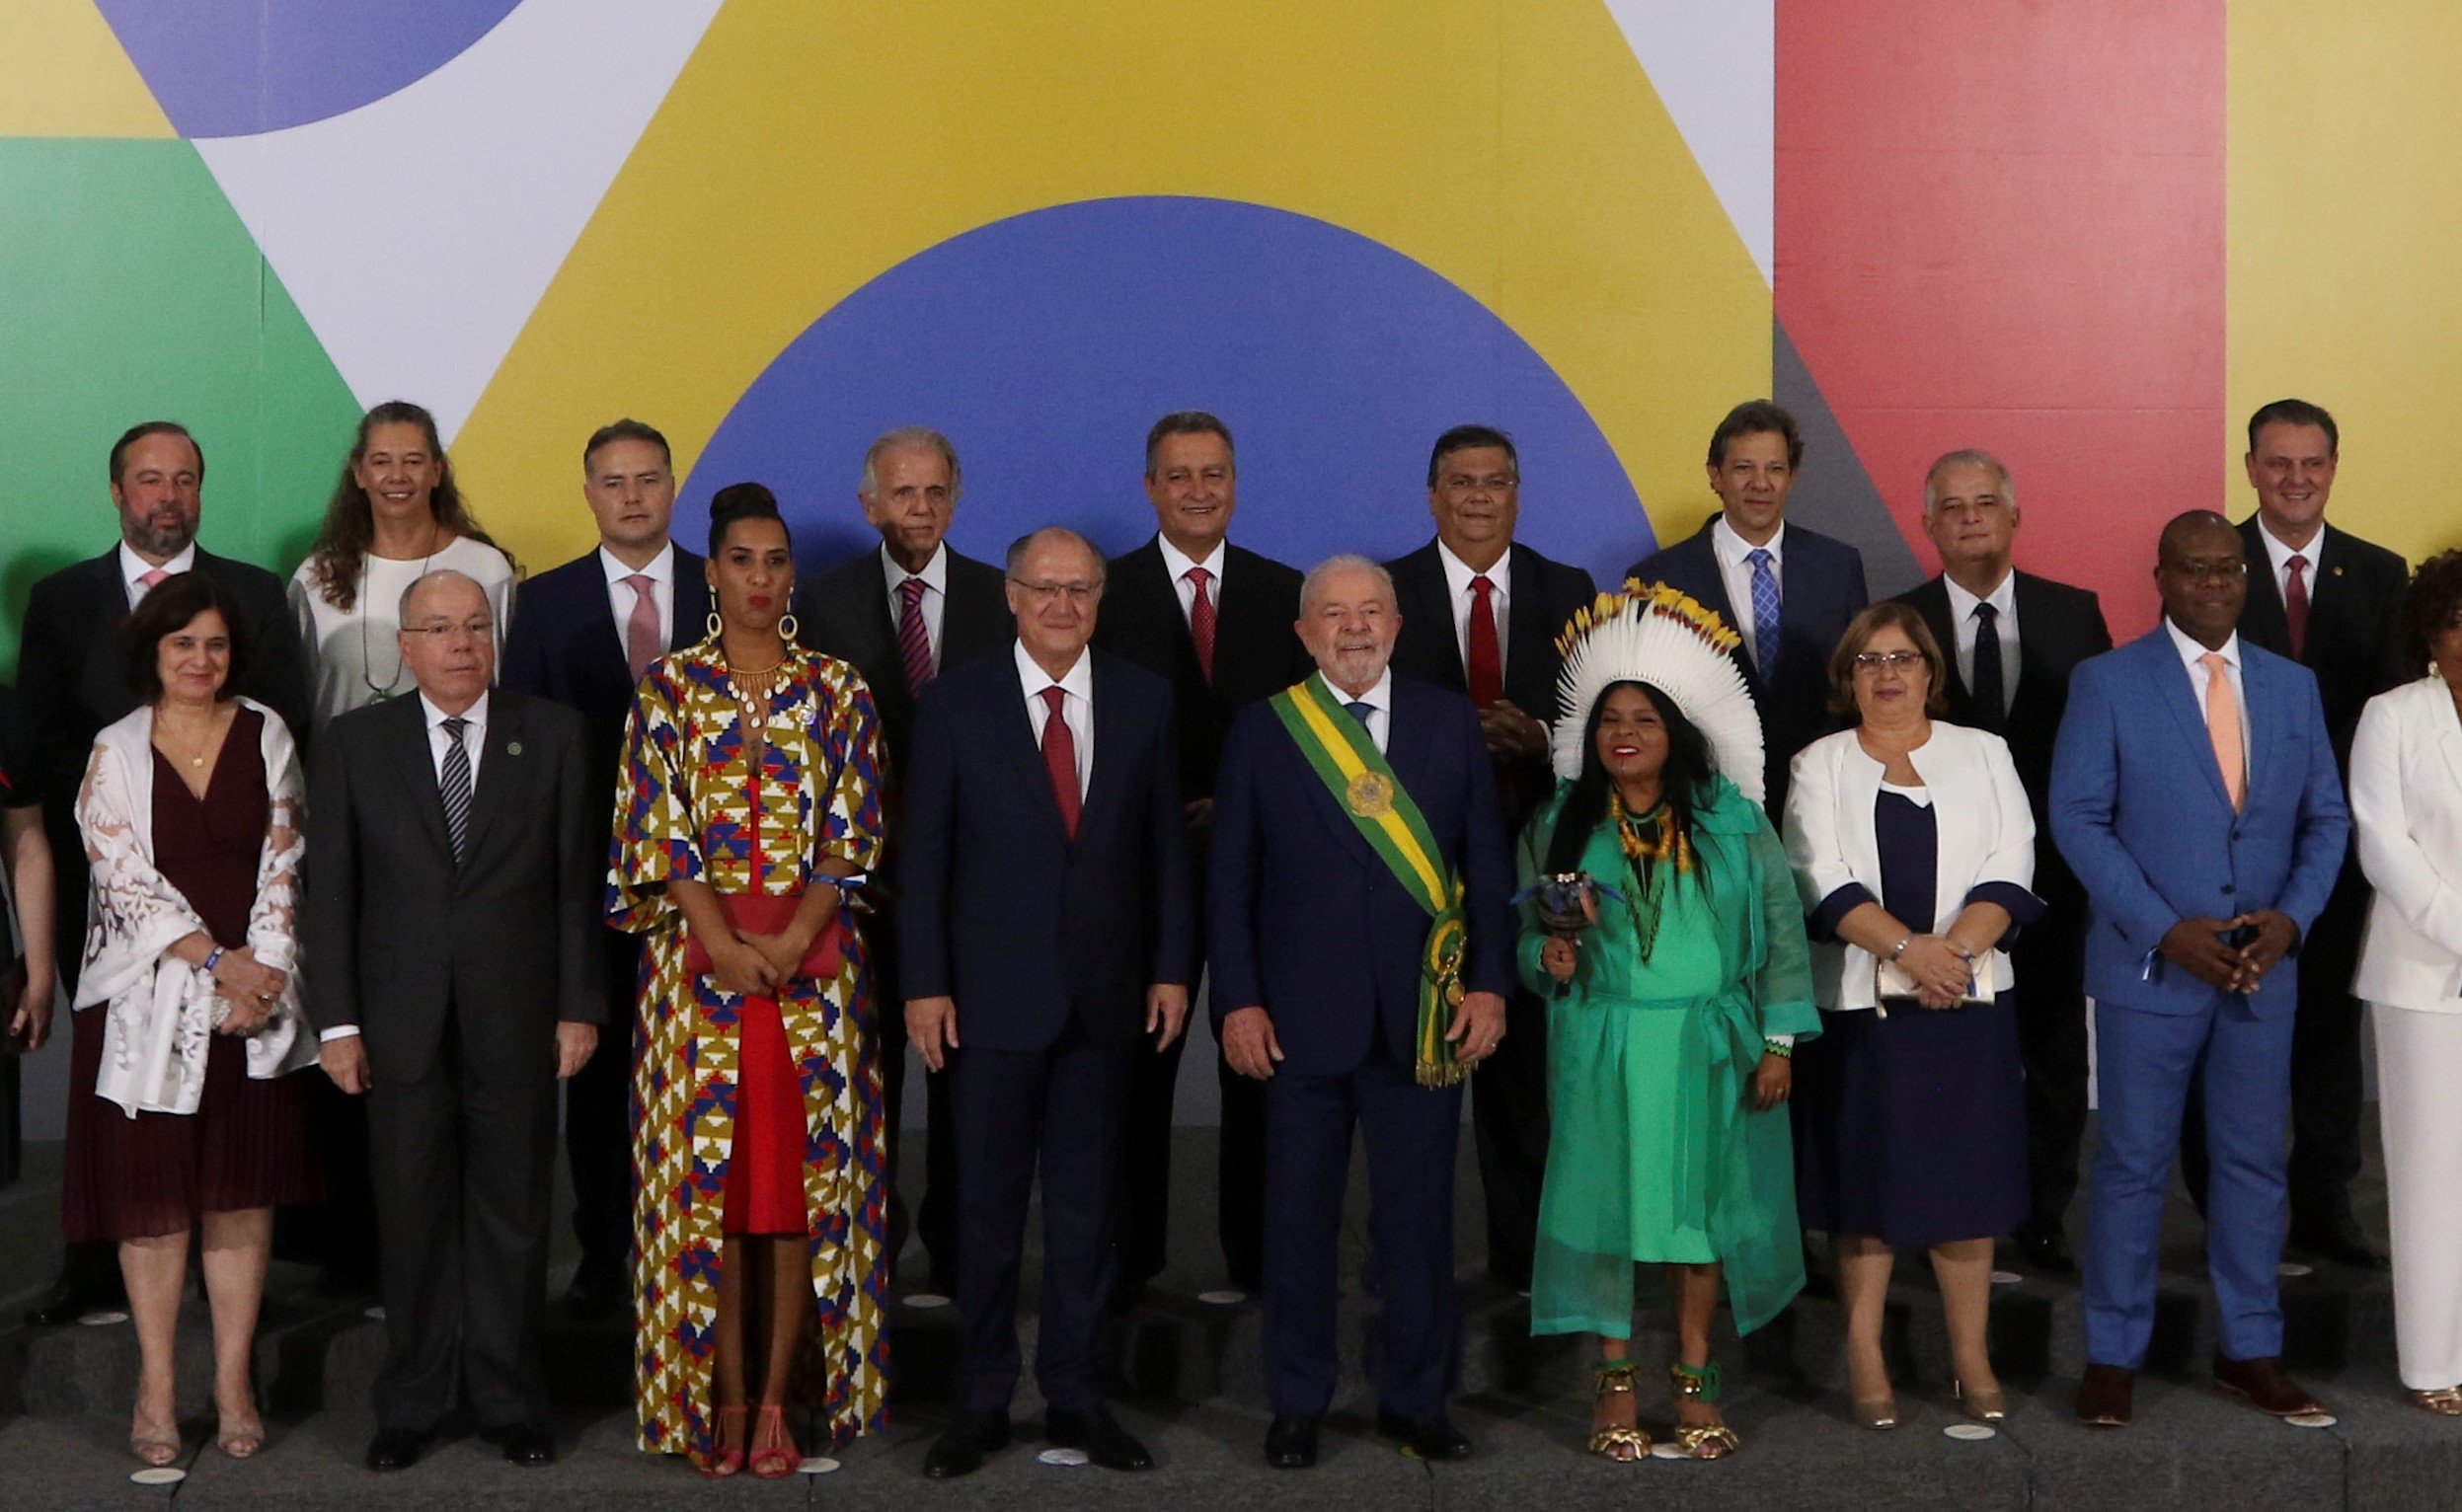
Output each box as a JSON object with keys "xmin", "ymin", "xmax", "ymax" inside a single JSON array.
[{"xmin": 611, "ymin": 485, "xmax": 889, "ymax": 1477}]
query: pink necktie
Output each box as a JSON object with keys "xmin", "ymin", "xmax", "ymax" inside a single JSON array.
[
  {"xmin": 2284, "ymin": 554, "xmax": 2311, "ymax": 662},
  {"xmin": 2200, "ymin": 652, "xmax": 2246, "ymax": 811},
  {"xmin": 1187, "ymin": 567, "xmax": 1217, "ymax": 683},
  {"xmin": 136, "ymin": 567, "xmax": 169, "ymax": 597},
  {"xmin": 1039, "ymin": 687, "xmax": 1080, "ymax": 839},
  {"xmin": 898, "ymin": 576, "xmax": 934, "ymax": 695},
  {"xmin": 623, "ymin": 573, "xmax": 659, "ymax": 683}
]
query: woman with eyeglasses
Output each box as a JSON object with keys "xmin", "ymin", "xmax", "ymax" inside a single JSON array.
[
  {"xmin": 1781, "ymin": 601, "xmax": 2040, "ymax": 1430},
  {"xmin": 289, "ymin": 401, "xmax": 516, "ymax": 729},
  {"xmin": 611, "ymin": 484, "xmax": 889, "ymax": 1477}
]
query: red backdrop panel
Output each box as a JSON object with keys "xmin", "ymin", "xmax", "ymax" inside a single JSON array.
[{"xmin": 1775, "ymin": 0, "xmax": 2227, "ymax": 636}]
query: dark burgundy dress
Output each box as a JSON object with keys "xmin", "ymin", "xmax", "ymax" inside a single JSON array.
[{"xmin": 62, "ymin": 709, "xmax": 319, "ymax": 1243}]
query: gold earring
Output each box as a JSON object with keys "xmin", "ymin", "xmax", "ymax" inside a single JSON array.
[
  {"xmin": 777, "ymin": 611, "xmax": 800, "ymax": 643},
  {"xmin": 705, "ymin": 610, "xmax": 723, "ymax": 640}
]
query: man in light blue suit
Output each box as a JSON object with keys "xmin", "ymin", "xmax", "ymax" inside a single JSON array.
[{"xmin": 2051, "ymin": 511, "xmax": 2349, "ymax": 1428}]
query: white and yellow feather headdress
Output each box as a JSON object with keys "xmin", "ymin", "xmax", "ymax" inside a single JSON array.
[{"xmin": 1549, "ymin": 581, "xmax": 1766, "ymax": 803}]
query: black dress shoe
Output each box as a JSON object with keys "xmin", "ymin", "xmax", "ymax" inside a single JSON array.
[
  {"xmin": 2289, "ymin": 1213, "xmax": 2389, "ymax": 1270},
  {"xmin": 922, "ymin": 1411, "xmax": 1010, "ymax": 1479},
  {"xmin": 2015, "ymin": 1220, "xmax": 2078, "ymax": 1274},
  {"xmin": 1046, "ymin": 1405, "xmax": 1153, "ymax": 1471},
  {"xmin": 364, "ymin": 1429, "xmax": 427, "ymax": 1472},
  {"xmin": 23, "ymin": 1258, "xmax": 124, "ymax": 1326},
  {"xmin": 483, "ymin": 1421, "xmax": 557, "ymax": 1466},
  {"xmin": 1264, "ymin": 1414, "xmax": 1320, "ymax": 1469},
  {"xmin": 1375, "ymin": 1410, "xmax": 1473, "ymax": 1461}
]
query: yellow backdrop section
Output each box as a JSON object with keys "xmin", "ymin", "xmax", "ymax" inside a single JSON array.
[
  {"xmin": 453, "ymin": 0, "xmax": 1771, "ymax": 574},
  {"xmin": 0, "ymin": 0, "xmax": 175, "ymax": 138},
  {"xmin": 2228, "ymin": 0, "xmax": 2462, "ymax": 567}
]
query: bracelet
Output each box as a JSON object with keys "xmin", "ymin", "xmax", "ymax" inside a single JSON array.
[
  {"xmin": 202, "ymin": 945, "xmax": 224, "ymax": 974},
  {"xmin": 1886, "ymin": 936, "xmax": 1912, "ymax": 962},
  {"xmin": 1761, "ymin": 1038, "xmax": 1793, "ymax": 1059}
]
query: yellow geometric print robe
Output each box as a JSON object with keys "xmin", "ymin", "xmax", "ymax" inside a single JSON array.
[{"xmin": 609, "ymin": 639, "xmax": 889, "ymax": 1455}]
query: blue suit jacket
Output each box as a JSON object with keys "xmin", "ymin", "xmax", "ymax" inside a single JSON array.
[
  {"xmin": 500, "ymin": 545, "xmax": 711, "ymax": 789},
  {"xmin": 1626, "ymin": 516, "xmax": 1869, "ymax": 814},
  {"xmin": 2048, "ymin": 627, "xmax": 2349, "ymax": 1019},
  {"xmin": 1208, "ymin": 676, "xmax": 1514, "ymax": 1077},
  {"xmin": 897, "ymin": 648, "xmax": 1195, "ymax": 1051}
]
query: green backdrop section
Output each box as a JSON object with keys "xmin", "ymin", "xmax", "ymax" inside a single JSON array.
[{"xmin": 0, "ymin": 138, "xmax": 361, "ymax": 678}]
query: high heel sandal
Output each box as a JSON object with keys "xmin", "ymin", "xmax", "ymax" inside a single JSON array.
[
  {"xmin": 1585, "ymin": 1360, "xmax": 1651, "ymax": 1463},
  {"xmin": 2413, "ymin": 1388, "xmax": 2462, "ymax": 1416},
  {"xmin": 215, "ymin": 1404, "xmax": 267, "ymax": 1459},
  {"xmin": 1668, "ymin": 1361, "xmax": 1741, "ymax": 1459},
  {"xmin": 130, "ymin": 1409, "xmax": 182, "ymax": 1468},
  {"xmin": 748, "ymin": 1403, "xmax": 801, "ymax": 1478},
  {"xmin": 694, "ymin": 1405, "xmax": 747, "ymax": 1477},
  {"xmin": 1955, "ymin": 1378, "xmax": 2008, "ymax": 1422}
]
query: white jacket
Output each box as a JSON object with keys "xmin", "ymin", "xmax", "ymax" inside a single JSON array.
[{"xmin": 2352, "ymin": 676, "xmax": 2462, "ymax": 1011}]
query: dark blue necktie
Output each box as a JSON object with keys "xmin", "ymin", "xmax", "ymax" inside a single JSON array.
[
  {"xmin": 1968, "ymin": 602, "xmax": 2006, "ymax": 733},
  {"xmin": 1746, "ymin": 547, "xmax": 1780, "ymax": 685}
]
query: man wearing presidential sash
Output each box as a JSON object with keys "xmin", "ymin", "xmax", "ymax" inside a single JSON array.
[{"xmin": 1210, "ymin": 554, "xmax": 1514, "ymax": 1470}]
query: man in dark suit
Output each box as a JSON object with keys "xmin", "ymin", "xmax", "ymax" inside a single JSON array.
[
  {"xmin": 16, "ymin": 420, "xmax": 308, "ymax": 1323},
  {"xmin": 1626, "ymin": 400, "xmax": 1870, "ymax": 820},
  {"xmin": 2182, "ymin": 398, "xmax": 2407, "ymax": 1269},
  {"xmin": 2053, "ymin": 511, "xmax": 2347, "ymax": 1429},
  {"xmin": 1091, "ymin": 411, "xmax": 1309, "ymax": 1296},
  {"xmin": 900, "ymin": 527, "xmax": 1193, "ymax": 1478},
  {"xmin": 1384, "ymin": 423, "xmax": 1593, "ymax": 1293},
  {"xmin": 798, "ymin": 426, "xmax": 1011, "ymax": 1293},
  {"xmin": 305, "ymin": 569, "xmax": 605, "ymax": 1472},
  {"xmin": 1213, "ymin": 555, "xmax": 1513, "ymax": 1470},
  {"xmin": 1894, "ymin": 450, "xmax": 2112, "ymax": 1272},
  {"xmin": 500, "ymin": 417, "xmax": 711, "ymax": 1319}
]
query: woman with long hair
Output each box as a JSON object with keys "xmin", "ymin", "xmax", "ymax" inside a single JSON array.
[
  {"xmin": 288, "ymin": 401, "xmax": 515, "ymax": 727},
  {"xmin": 1519, "ymin": 585, "xmax": 1817, "ymax": 1462},
  {"xmin": 612, "ymin": 484, "xmax": 890, "ymax": 1476}
]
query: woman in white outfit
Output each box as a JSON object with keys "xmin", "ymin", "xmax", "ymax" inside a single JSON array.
[{"xmin": 2350, "ymin": 550, "xmax": 2462, "ymax": 1414}]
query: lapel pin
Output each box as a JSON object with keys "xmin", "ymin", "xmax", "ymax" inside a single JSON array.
[
  {"xmin": 2332, "ymin": 565, "xmax": 2345, "ymax": 576},
  {"xmin": 507, "ymin": 741, "xmax": 523, "ymax": 756}
]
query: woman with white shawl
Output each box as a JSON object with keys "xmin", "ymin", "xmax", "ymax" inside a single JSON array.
[{"xmin": 67, "ymin": 572, "xmax": 319, "ymax": 1466}]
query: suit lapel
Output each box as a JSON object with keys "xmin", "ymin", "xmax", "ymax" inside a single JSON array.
[
  {"xmin": 1501, "ymin": 543, "xmax": 1557, "ymax": 707},
  {"xmin": 458, "ymin": 695, "xmax": 525, "ymax": 867},
  {"xmin": 1395, "ymin": 545, "xmax": 1469, "ymax": 695},
  {"xmin": 1078, "ymin": 657, "xmax": 1135, "ymax": 835},
  {"xmin": 1002, "ymin": 664, "xmax": 1074, "ymax": 844},
  {"xmin": 1908, "ymin": 579, "xmax": 1969, "ymax": 707},
  {"xmin": 2146, "ymin": 634, "xmax": 2236, "ymax": 810},
  {"xmin": 670, "ymin": 549, "xmax": 713, "ymax": 651},
  {"xmin": 2236, "ymin": 518, "xmax": 2293, "ymax": 653},
  {"xmin": 386, "ymin": 696, "xmax": 456, "ymax": 862}
]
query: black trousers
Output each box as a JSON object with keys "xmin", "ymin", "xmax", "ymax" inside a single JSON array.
[
  {"xmin": 866, "ymin": 913, "xmax": 960, "ymax": 1287},
  {"xmin": 563, "ymin": 927, "xmax": 640, "ymax": 1282},
  {"xmin": 366, "ymin": 1013, "xmax": 559, "ymax": 1435},
  {"xmin": 2012, "ymin": 881, "xmax": 2093, "ymax": 1230},
  {"xmin": 950, "ymin": 1021, "xmax": 1132, "ymax": 1414},
  {"xmin": 1118, "ymin": 1023, "xmax": 1185, "ymax": 1287},
  {"xmin": 1468, "ymin": 984, "xmax": 1550, "ymax": 1288},
  {"xmin": 2182, "ymin": 863, "xmax": 2369, "ymax": 1221}
]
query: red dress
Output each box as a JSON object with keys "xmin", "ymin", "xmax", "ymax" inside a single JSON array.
[{"xmin": 719, "ymin": 746, "xmax": 808, "ymax": 1236}]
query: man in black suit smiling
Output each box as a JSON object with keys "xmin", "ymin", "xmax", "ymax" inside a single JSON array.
[
  {"xmin": 1893, "ymin": 449, "xmax": 2112, "ymax": 1272},
  {"xmin": 1092, "ymin": 411, "xmax": 1310, "ymax": 1296},
  {"xmin": 500, "ymin": 417, "xmax": 711, "ymax": 1318}
]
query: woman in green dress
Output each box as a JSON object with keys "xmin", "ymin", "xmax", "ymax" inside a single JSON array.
[{"xmin": 1518, "ymin": 586, "xmax": 1818, "ymax": 1462}]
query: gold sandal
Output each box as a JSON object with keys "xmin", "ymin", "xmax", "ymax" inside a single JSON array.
[
  {"xmin": 1585, "ymin": 1361, "xmax": 1650, "ymax": 1462},
  {"xmin": 2414, "ymin": 1388, "xmax": 2462, "ymax": 1416},
  {"xmin": 1670, "ymin": 1361, "xmax": 1741, "ymax": 1459}
]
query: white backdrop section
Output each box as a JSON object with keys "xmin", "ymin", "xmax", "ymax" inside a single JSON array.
[
  {"xmin": 191, "ymin": 0, "xmax": 725, "ymax": 441},
  {"xmin": 1603, "ymin": 0, "xmax": 1774, "ymax": 285}
]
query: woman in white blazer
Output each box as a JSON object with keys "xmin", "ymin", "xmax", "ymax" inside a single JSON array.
[
  {"xmin": 1782, "ymin": 602, "xmax": 2041, "ymax": 1431},
  {"xmin": 2351, "ymin": 551, "xmax": 2462, "ymax": 1414}
]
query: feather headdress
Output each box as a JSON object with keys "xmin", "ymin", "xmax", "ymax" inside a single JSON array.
[{"xmin": 1549, "ymin": 581, "xmax": 1766, "ymax": 802}]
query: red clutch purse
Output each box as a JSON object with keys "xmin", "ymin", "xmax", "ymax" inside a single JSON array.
[{"xmin": 683, "ymin": 892, "xmax": 845, "ymax": 981}]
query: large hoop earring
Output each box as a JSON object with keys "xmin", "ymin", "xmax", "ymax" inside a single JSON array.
[
  {"xmin": 706, "ymin": 610, "xmax": 723, "ymax": 640},
  {"xmin": 777, "ymin": 612, "xmax": 800, "ymax": 643}
]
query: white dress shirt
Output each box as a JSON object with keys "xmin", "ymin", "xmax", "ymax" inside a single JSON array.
[
  {"xmin": 1943, "ymin": 568, "xmax": 2021, "ymax": 708},
  {"xmin": 1435, "ymin": 540, "xmax": 1510, "ymax": 675},
  {"xmin": 598, "ymin": 542, "xmax": 674, "ymax": 652},
  {"xmin": 1158, "ymin": 535, "xmax": 1225, "ymax": 625},
  {"xmin": 1712, "ymin": 516, "xmax": 1786, "ymax": 668},
  {"xmin": 119, "ymin": 541, "xmax": 196, "ymax": 607},
  {"xmin": 885, "ymin": 543, "xmax": 950, "ymax": 671},
  {"xmin": 1325, "ymin": 669, "xmax": 1394, "ymax": 755},
  {"xmin": 2163, "ymin": 617, "xmax": 2253, "ymax": 759},
  {"xmin": 1015, "ymin": 641, "xmax": 1094, "ymax": 799},
  {"xmin": 2254, "ymin": 516, "xmax": 2325, "ymax": 605}
]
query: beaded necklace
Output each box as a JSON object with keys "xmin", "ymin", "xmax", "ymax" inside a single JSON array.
[{"xmin": 1608, "ymin": 791, "xmax": 1696, "ymax": 962}]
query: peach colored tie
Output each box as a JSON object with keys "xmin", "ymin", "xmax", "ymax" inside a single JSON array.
[{"xmin": 2200, "ymin": 652, "xmax": 2245, "ymax": 811}]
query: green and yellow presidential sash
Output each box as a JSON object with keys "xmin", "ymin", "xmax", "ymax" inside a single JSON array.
[{"xmin": 1269, "ymin": 674, "xmax": 1472, "ymax": 1088}]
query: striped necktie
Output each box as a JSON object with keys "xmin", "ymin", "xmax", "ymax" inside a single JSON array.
[{"xmin": 439, "ymin": 717, "xmax": 473, "ymax": 864}]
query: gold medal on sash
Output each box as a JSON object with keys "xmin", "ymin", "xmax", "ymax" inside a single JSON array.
[{"xmin": 1346, "ymin": 769, "xmax": 1394, "ymax": 818}]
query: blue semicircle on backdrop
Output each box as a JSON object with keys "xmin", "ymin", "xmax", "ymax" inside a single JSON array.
[{"xmin": 683, "ymin": 195, "xmax": 1654, "ymax": 590}]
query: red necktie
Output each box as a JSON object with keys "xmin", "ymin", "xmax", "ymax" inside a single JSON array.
[
  {"xmin": 898, "ymin": 576, "xmax": 934, "ymax": 694},
  {"xmin": 622, "ymin": 573, "xmax": 660, "ymax": 683},
  {"xmin": 1187, "ymin": 566, "xmax": 1217, "ymax": 683},
  {"xmin": 2284, "ymin": 554, "xmax": 2311, "ymax": 662},
  {"xmin": 1467, "ymin": 574, "xmax": 1503, "ymax": 709},
  {"xmin": 1039, "ymin": 686, "xmax": 1080, "ymax": 839}
]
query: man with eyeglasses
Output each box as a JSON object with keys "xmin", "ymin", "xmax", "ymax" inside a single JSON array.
[
  {"xmin": 798, "ymin": 426, "xmax": 1010, "ymax": 1295},
  {"xmin": 1092, "ymin": 411, "xmax": 1311, "ymax": 1301},
  {"xmin": 899, "ymin": 528, "xmax": 1193, "ymax": 1478},
  {"xmin": 1385, "ymin": 423, "xmax": 1594, "ymax": 1295},
  {"xmin": 15, "ymin": 420, "xmax": 307, "ymax": 1325},
  {"xmin": 303, "ymin": 568, "xmax": 605, "ymax": 1471},
  {"xmin": 1893, "ymin": 451, "xmax": 2112, "ymax": 1274},
  {"xmin": 2052, "ymin": 511, "xmax": 2347, "ymax": 1430}
]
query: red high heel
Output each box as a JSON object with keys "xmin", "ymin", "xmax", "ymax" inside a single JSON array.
[
  {"xmin": 748, "ymin": 1404, "xmax": 801, "ymax": 1478},
  {"xmin": 695, "ymin": 1405, "xmax": 747, "ymax": 1477}
]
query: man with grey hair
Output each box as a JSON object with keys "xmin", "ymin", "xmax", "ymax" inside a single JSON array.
[
  {"xmin": 1893, "ymin": 449, "xmax": 2111, "ymax": 1272},
  {"xmin": 305, "ymin": 568, "xmax": 604, "ymax": 1472},
  {"xmin": 901, "ymin": 526, "xmax": 1193, "ymax": 1477},
  {"xmin": 798, "ymin": 426, "xmax": 1010, "ymax": 1293},
  {"xmin": 1211, "ymin": 554, "xmax": 1513, "ymax": 1469}
]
